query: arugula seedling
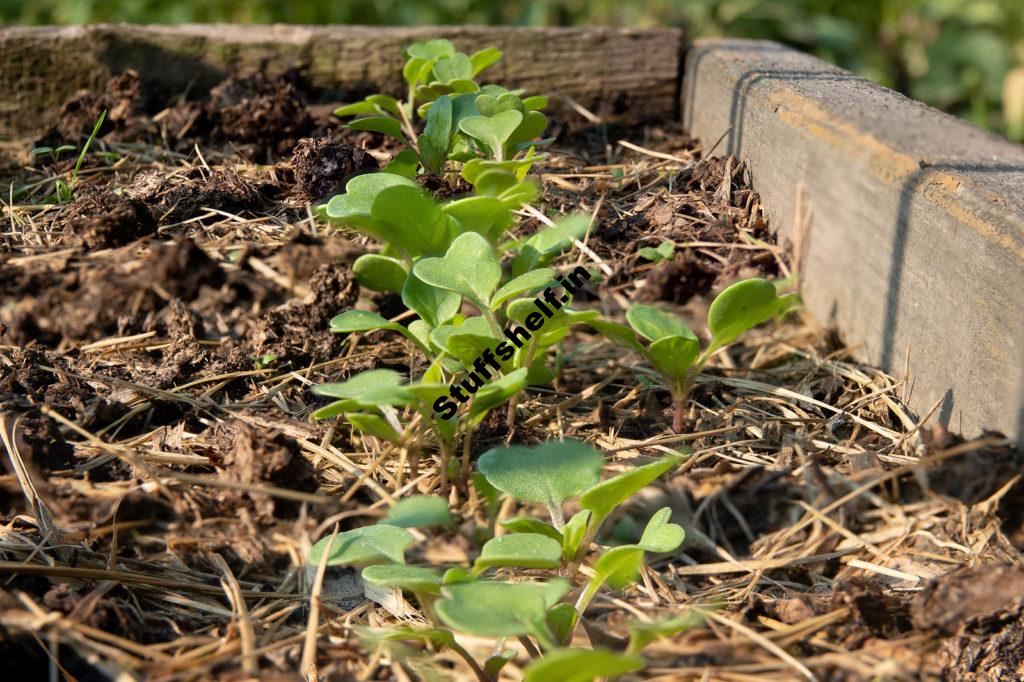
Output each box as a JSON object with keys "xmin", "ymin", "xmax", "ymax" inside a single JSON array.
[
  {"xmin": 593, "ymin": 278, "xmax": 799, "ymax": 432},
  {"xmin": 638, "ymin": 240, "xmax": 675, "ymax": 262},
  {"xmin": 336, "ymin": 40, "xmax": 547, "ymax": 174},
  {"xmin": 307, "ymin": 441, "xmax": 696, "ymax": 681}
]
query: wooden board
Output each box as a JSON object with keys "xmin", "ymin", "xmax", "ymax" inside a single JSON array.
[
  {"xmin": 0, "ymin": 24, "xmax": 683, "ymax": 139},
  {"xmin": 682, "ymin": 38, "xmax": 1024, "ymax": 443}
]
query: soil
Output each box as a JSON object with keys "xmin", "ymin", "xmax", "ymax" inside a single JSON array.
[{"xmin": 0, "ymin": 71, "xmax": 1020, "ymax": 682}]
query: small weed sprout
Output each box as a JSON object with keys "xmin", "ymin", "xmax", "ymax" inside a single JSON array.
[
  {"xmin": 593, "ymin": 277, "xmax": 799, "ymax": 433},
  {"xmin": 54, "ymin": 109, "xmax": 107, "ymax": 203},
  {"xmin": 307, "ymin": 440, "xmax": 708, "ymax": 681}
]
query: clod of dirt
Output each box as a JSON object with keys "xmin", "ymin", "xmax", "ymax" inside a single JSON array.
[
  {"xmin": 290, "ymin": 137, "xmax": 378, "ymax": 202},
  {"xmin": 912, "ymin": 564, "xmax": 1024, "ymax": 679},
  {"xmin": 63, "ymin": 184, "xmax": 156, "ymax": 249},
  {"xmin": 832, "ymin": 578, "xmax": 913, "ymax": 643},
  {"xmin": 637, "ymin": 251, "xmax": 717, "ymax": 304},
  {"xmin": 243, "ymin": 263, "xmax": 359, "ymax": 364},
  {"xmin": 210, "ymin": 419, "xmax": 318, "ymax": 522},
  {"xmin": 124, "ymin": 168, "xmax": 268, "ymax": 225},
  {"xmin": 53, "ymin": 70, "xmax": 143, "ymax": 143}
]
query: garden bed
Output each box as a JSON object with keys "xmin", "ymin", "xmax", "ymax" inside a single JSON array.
[{"xmin": 1, "ymin": 27, "xmax": 1022, "ymax": 682}]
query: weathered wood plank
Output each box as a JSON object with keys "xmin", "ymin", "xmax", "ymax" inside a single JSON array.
[
  {"xmin": 0, "ymin": 24, "xmax": 683, "ymax": 139},
  {"xmin": 682, "ymin": 38, "xmax": 1024, "ymax": 442}
]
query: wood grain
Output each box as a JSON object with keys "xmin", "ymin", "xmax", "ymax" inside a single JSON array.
[
  {"xmin": 0, "ymin": 24, "xmax": 683, "ymax": 139},
  {"xmin": 682, "ymin": 38, "xmax": 1024, "ymax": 443}
]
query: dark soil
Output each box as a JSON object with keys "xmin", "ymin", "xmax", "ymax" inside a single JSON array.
[{"xmin": 0, "ymin": 71, "xmax": 1019, "ymax": 682}]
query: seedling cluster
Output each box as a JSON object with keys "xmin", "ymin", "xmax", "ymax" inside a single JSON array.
[
  {"xmin": 309, "ymin": 441, "xmax": 709, "ymax": 681},
  {"xmin": 310, "ymin": 39, "xmax": 797, "ymax": 680}
]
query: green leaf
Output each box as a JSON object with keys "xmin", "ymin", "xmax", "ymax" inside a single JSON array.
[
  {"xmin": 511, "ymin": 214, "xmax": 590, "ymax": 275},
  {"xmin": 314, "ymin": 368, "xmax": 403, "ymax": 399},
  {"xmin": 347, "ymin": 413, "xmax": 402, "ymax": 442},
  {"xmin": 625, "ymin": 305, "xmax": 697, "ymax": 342},
  {"xmin": 646, "ymin": 335, "xmax": 701, "ymax": 386},
  {"xmin": 469, "ymin": 47, "xmax": 503, "ymax": 76},
  {"xmin": 490, "ymin": 268, "xmax": 556, "ymax": 309},
  {"xmin": 459, "ymin": 110, "xmax": 524, "ymax": 160},
  {"xmin": 579, "ymin": 454, "xmax": 682, "ymax": 529},
  {"xmin": 308, "ymin": 524, "xmax": 414, "ymax": 567},
  {"xmin": 522, "ymin": 648, "xmax": 645, "ymax": 682},
  {"xmin": 371, "ymin": 184, "xmax": 456, "ymax": 258},
  {"xmin": 420, "ymin": 94, "xmax": 453, "ymax": 174},
  {"xmin": 473, "ymin": 533, "xmax": 562, "ymax": 573},
  {"xmin": 353, "ymin": 254, "xmax": 408, "ymax": 293},
  {"xmin": 627, "ymin": 610, "xmax": 706, "ymax": 653},
  {"xmin": 348, "ymin": 116, "xmax": 409, "ymax": 145},
  {"xmin": 509, "ymin": 110, "xmax": 548, "ymax": 145},
  {"xmin": 522, "ymin": 95, "xmax": 549, "ymax": 111},
  {"xmin": 371, "ymin": 625, "xmax": 455, "ymax": 650},
  {"xmin": 468, "ymin": 367, "xmax": 529, "ymax": 426},
  {"xmin": 402, "ymin": 271, "xmax": 461, "ymax": 329},
  {"xmin": 432, "ymin": 53, "xmax": 473, "ymax": 82},
  {"xmin": 592, "ymin": 545, "xmax": 645, "ymax": 591},
  {"xmin": 328, "ymin": 310, "xmax": 426, "ymax": 353},
  {"xmin": 638, "ymin": 241, "xmax": 676, "ymax": 261},
  {"xmin": 560, "ymin": 510, "xmax": 591, "ymax": 562},
  {"xmin": 545, "ymin": 603, "xmax": 579, "ymax": 647},
  {"xmin": 413, "ymin": 232, "xmax": 502, "ymax": 310},
  {"xmin": 383, "ymin": 148, "xmax": 419, "ymax": 178},
  {"xmin": 588, "ymin": 319, "xmax": 644, "ymax": 352},
  {"xmin": 324, "ymin": 173, "xmax": 417, "ymax": 229},
  {"xmin": 382, "ymin": 495, "xmax": 454, "ymax": 529},
  {"xmin": 484, "ymin": 650, "xmax": 517, "ymax": 678},
  {"xmin": 405, "ymin": 39, "xmax": 456, "ymax": 60},
  {"xmin": 477, "ymin": 440, "xmax": 604, "ymax": 508},
  {"xmin": 361, "ymin": 564, "xmax": 443, "ymax": 595},
  {"xmin": 638, "ymin": 507, "xmax": 685, "ymax": 553},
  {"xmin": 434, "ymin": 579, "xmax": 569, "ymax": 638},
  {"xmin": 707, "ymin": 278, "xmax": 798, "ymax": 349},
  {"xmin": 442, "ymin": 195, "xmax": 511, "ymax": 240},
  {"xmin": 500, "ymin": 517, "xmax": 563, "ymax": 542}
]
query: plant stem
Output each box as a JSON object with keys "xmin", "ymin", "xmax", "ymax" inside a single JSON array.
[
  {"xmin": 459, "ymin": 426, "xmax": 474, "ymax": 482},
  {"xmin": 448, "ymin": 640, "xmax": 491, "ymax": 682},
  {"xmin": 517, "ymin": 635, "xmax": 541, "ymax": 659}
]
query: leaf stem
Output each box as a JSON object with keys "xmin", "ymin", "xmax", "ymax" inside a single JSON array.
[{"xmin": 448, "ymin": 639, "xmax": 491, "ymax": 682}]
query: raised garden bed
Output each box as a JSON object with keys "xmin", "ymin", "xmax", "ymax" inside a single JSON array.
[{"xmin": 1, "ymin": 25, "xmax": 1022, "ymax": 681}]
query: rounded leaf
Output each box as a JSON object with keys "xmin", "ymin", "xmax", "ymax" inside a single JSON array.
[
  {"xmin": 477, "ymin": 440, "xmax": 604, "ymax": 507},
  {"xmin": 638, "ymin": 507, "xmax": 685, "ymax": 554},
  {"xmin": 381, "ymin": 495, "xmax": 454, "ymax": 529},
  {"xmin": 413, "ymin": 231, "xmax": 502, "ymax": 310},
  {"xmin": 353, "ymin": 254, "xmax": 408, "ymax": 293},
  {"xmin": 708, "ymin": 278, "xmax": 796, "ymax": 348},
  {"xmin": 361, "ymin": 564, "xmax": 442, "ymax": 594},
  {"xmin": 434, "ymin": 579, "xmax": 570, "ymax": 638},
  {"xmin": 474, "ymin": 533, "xmax": 562, "ymax": 572},
  {"xmin": 646, "ymin": 335, "xmax": 700, "ymax": 385},
  {"xmin": 625, "ymin": 305, "xmax": 697, "ymax": 342},
  {"xmin": 523, "ymin": 648, "xmax": 645, "ymax": 682},
  {"xmin": 308, "ymin": 525, "xmax": 414, "ymax": 567}
]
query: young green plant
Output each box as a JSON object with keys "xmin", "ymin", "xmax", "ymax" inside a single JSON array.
[
  {"xmin": 592, "ymin": 278, "xmax": 799, "ymax": 433},
  {"xmin": 307, "ymin": 440, "xmax": 703, "ymax": 681}
]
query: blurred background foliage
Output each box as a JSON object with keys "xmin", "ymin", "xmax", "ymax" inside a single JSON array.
[{"xmin": 3, "ymin": 0, "xmax": 1022, "ymax": 140}]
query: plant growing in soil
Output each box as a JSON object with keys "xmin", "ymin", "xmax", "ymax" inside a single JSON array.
[
  {"xmin": 315, "ymin": 225, "xmax": 597, "ymax": 486},
  {"xmin": 335, "ymin": 39, "xmax": 548, "ymax": 174},
  {"xmin": 52, "ymin": 108, "xmax": 107, "ymax": 202},
  {"xmin": 593, "ymin": 278, "xmax": 799, "ymax": 433},
  {"xmin": 308, "ymin": 440, "xmax": 703, "ymax": 681}
]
